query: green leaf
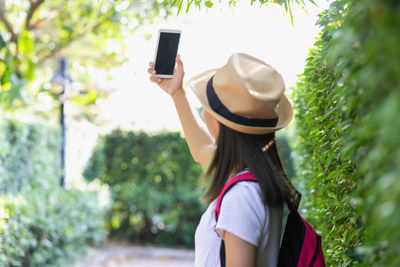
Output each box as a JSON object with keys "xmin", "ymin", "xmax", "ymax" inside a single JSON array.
[
  {"xmin": 70, "ymin": 91, "xmax": 100, "ymax": 105},
  {"xmin": 205, "ymin": 0, "xmax": 214, "ymax": 8}
]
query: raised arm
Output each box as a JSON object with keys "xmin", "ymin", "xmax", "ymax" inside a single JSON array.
[{"xmin": 148, "ymin": 55, "xmax": 216, "ymax": 167}]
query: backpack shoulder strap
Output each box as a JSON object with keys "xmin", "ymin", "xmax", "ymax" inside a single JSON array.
[
  {"xmin": 215, "ymin": 171, "xmax": 258, "ymax": 267},
  {"xmin": 215, "ymin": 171, "xmax": 257, "ymax": 221}
]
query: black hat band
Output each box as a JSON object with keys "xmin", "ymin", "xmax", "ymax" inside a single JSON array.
[{"xmin": 206, "ymin": 76, "xmax": 278, "ymax": 128}]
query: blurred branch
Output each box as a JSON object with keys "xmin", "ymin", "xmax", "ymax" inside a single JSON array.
[
  {"xmin": 28, "ymin": 9, "xmax": 58, "ymax": 30},
  {"xmin": 0, "ymin": 0, "xmax": 18, "ymax": 43},
  {"xmin": 25, "ymin": 0, "xmax": 45, "ymax": 30},
  {"xmin": 37, "ymin": 21, "xmax": 104, "ymax": 64}
]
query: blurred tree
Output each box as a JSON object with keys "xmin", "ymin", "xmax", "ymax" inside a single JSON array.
[{"xmin": 0, "ymin": 0, "xmax": 170, "ymax": 112}]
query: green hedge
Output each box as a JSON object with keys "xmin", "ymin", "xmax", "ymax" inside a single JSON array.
[
  {"xmin": 0, "ymin": 117, "xmax": 61, "ymax": 193},
  {"xmin": 294, "ymin": 0, "xmax": 400, "ymax": 265},
  {"xmin": 0, "ymin": 188, "xmax": 107, "ymax": 266},
  {"xmin": 0, "ymin": 116, "xmax": 107, "ymax": 266},
  {"xmin": 84, "ymin": 130, "xmax": 205, "ymax": 247}
]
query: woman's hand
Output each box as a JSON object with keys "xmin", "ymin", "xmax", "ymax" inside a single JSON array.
[{"xmin": 148, "ymin": 54, "xmax": 185, "ymax": 97}]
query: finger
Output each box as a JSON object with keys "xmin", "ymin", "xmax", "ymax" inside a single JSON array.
[
  {"xmin": 147, "ymin": 67, "xmax": 156, "ymax": 75},
  {"xmin": 149, "ymin": 76, "xmax": 162, "ymax": 84},
  {"xmin": 149, "ymin": 61, "xmax": 154, "ymax": 67}
]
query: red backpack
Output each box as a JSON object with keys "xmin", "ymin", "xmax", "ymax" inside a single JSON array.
[{"xmin": 215, "ymin": 171, "xmax": 326, "ymax": 267}]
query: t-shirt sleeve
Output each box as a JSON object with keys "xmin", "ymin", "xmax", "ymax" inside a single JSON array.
[{"xmin": 215, "ymin": 182, "xmax": 267, "ymax": 247}]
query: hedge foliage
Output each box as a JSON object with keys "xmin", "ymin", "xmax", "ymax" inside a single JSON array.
[
  {"xmin": 0, "ymin": 116, "xmax": 107, "ymax": 266},
  {"xmin": 84, "ymin": 130, "xmax": 205, "ymax": 247},
  {"xmin": 0, "ymin": 188, "xmax": 106, "ymax": 266},
  {"xmin": 294, "ymin": 0, "xmax": 400, "ymax": 265},
  {"xmin": 0, "ymin": 118, "xmax": 61, "ymax": 193}
]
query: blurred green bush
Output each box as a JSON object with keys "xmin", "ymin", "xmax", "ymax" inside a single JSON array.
[
  {"xmin": 293, "ymin": 0, "xmax": 400, "ymax": 265},
  {"xmin": 0, "ymin": 118, "xmax": 61, "ymax": 193},
  {"xmin": 0, "ymin": 117, "xmax": 107, "ymax": 266},
  {"xmin": 84, "ymin": 130, "xmax": 205, "ymax": 247},
  {"xmin": 0, "ymin": 188, "xmax": 106, "ymax": 266}
]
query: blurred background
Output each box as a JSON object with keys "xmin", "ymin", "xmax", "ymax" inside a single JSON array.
[{"xmin": 0, "ymin": 0, "xmax": 399, "ymax": 266}]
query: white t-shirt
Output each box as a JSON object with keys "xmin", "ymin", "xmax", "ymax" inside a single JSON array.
[{"xmin": 194, "ymin": 171, "xmax": 283, "ymax": 267}]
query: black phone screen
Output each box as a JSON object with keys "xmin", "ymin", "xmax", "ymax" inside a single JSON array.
[{"xmin": 155, "ymin": 31, "xmax": 181, "ymax": 75}]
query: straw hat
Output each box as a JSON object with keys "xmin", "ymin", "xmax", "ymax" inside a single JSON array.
[{"xmin": 189, "ymin": 53, "xmax": 293, "ymax": 134}]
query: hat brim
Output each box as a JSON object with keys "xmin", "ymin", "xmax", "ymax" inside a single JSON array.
[{"xmin": 188, "ymin": 69, "xmax": 293, "ymax": 135}]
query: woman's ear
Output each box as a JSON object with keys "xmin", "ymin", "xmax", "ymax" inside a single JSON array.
[{"xmin": 203, "ymin": 110, "xmax": 220, "ymax": 140}]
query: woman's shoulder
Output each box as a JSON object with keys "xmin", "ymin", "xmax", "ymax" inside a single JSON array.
[
  {"xmin": 216, "ymin": 171, "xmax": 268, "ymax": 246},
  {"xmin": 224, "ymin": 180, "xmax": 263, "ymax": 203},
  {"xmin": 222, "ymin": 171, "xmax": 265, "ymax": 211},
  {"xmin": 226, "ymin": 169, "xmax": 263, "ymax": 197}
]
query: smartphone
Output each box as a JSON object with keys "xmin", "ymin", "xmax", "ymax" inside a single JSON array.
[{"xmin": 153, "ymin": 29, "xmax": 181, "ymax": 78}]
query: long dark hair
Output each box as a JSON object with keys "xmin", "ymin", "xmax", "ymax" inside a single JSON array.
[{"xmin": 204, "ymin": 123, "xmax": 297, "ymax": 207}]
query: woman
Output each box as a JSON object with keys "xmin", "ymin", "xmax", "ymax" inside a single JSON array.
[{"xmin": 148, "ymin": 53, "xmax": 297, "ymax": 267}]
